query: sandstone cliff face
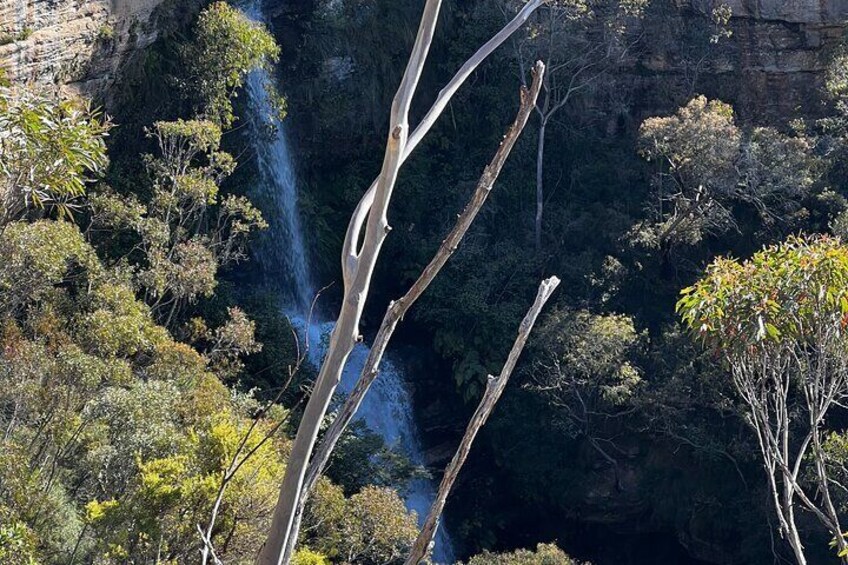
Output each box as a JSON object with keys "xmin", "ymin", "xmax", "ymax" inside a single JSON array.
[
  {"xmin": 721, "ymin": 0, "xmax": 848, "ymax": 117},
  {"xmin": 634, "ymin": 0, "xmax": 848, "ymax": 121},
  {"xmin": 0, "ymin": 0, "xmax": 166, "ymax": 97},
  {"xmin": 724, "ymin": 0, "xmax": 848, "ymax": 23}
]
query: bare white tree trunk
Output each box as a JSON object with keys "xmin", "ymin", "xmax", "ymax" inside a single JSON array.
[
  {"xmin": 734, "ymin": 342, "xmax": 848, "ymax": 565},
  {"xmin": 279, "ymin": 64, "xmax": 546, "ymax": 556},
  {"xmin": 343, "ymin": 0, "xmax": 545, "ymax": 250},
  {"xmin": 259, "ymin": 3, "xmax": 547, "ymax": 564},
  {"xmin": 405, "ymin": 276, "xmax": 561, "ymax": 565},
  {"xmin": 535, "ymin": 118, "xmax": 546, "ymax": 252},
  {"xmin": 257, "ymin": 2, "xmax": 444, "ymax": 563}
]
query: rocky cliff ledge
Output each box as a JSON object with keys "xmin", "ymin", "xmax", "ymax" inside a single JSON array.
[
  {"xmin": 645, "ymin": 0, "xmax": 848, "ymax": 120},
  {"xmin": 0, "ymin": 0, "xmax": 167, "ymax": 97}
]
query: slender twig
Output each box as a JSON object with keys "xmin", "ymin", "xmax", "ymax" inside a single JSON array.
[{"xmin": 405, "ymin": 276, "xmax": 560, "ymax": 565}]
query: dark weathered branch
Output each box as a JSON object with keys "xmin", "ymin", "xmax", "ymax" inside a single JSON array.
[{"xmin": 405, "ymin": 276, "xmax": 561, "ymax": 565}]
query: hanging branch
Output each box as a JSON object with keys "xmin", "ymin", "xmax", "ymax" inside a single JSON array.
[{"xmin": 406, "ymin": 275, "xmax": 561, "ymax": 565}]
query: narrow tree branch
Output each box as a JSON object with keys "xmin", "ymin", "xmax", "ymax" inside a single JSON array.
[
  {"xmin": 303, "ymin": 61, "xmax": 545, "ymax": 501},
  {"xmin": 341, "ymin": 0, "xmax": 546, "ymax": 269},
  {"xmin": 405, "ymin": 275, "xmax": 561, "ymax": 565}
]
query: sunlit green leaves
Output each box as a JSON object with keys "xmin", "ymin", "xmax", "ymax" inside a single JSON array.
[
  {"xmin": 0, "ymin": 220, "xmax": 100, "ymax": 313},
  {"xmin": 0, "ymin": 87, "xmax": 110, "ymax": 223},
  {"xmin": 677, "ymin": 235, "xmax": 848, "ymax": 352},
  {"xmin": 636, "ymin": 97, "xmax": 820, "ymax": 249},
  {"xmin": 305, "ymin": 484, "xmax": 419, "ymax": 565},
  {"xmin": 182, "ymin": 2, "xmax": 282, "ymax": 127},
  {"xmin": 464, "ymin": 542, "xmax": 583, "ymax": 565}
]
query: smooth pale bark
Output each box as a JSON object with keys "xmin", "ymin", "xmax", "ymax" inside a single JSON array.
[
  {"xmin": 256, "ymin": 2, "xmax": 444, "ymax": 563},
  {"xmin": 343, "ymin": 0, "xmax": 545, "ymax": 261},
  {"xmin": 533, "ymin": 84, "xmax": 573, "ymax": 253},
  {"xmin": 534, "ymin": 118, "xmax": 546, "ymax": 252},
  {"xmin": 264, "ymin": 4, "xmax": 548, "ymax": 564},
  {"xmin": 405, "ymin": 276, "xmax": 561, "ymax": 565},
  {"xmin": 287, "ymin": 63, "xmax": 546, "ymax": 544},
  {"xmin": 260, "ymin": 3, "xmax": 548, "ymax": 564},
  {"xmin": 736, "ymin": 353, "xmax": 848, "ymax": 565}
]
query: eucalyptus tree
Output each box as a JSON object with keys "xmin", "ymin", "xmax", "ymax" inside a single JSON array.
[
  {"xmin": 181, "ymin": 1, "xmax": 282, "ymax": 127},
  {"xmin": 528, "ymin": 308, "xmax": 642, "ymax": 484},
  {"xmin": 90, "ymin": 119, "xmax": 267, "ymax": 327},
  {"xmin": 272, "ymin": 63, "xmax": 546, "ymax": 565},
  {"xmin": 0, "ymin": 87, "xmax": 110, "ymax": 227},
  {"xmin": 502, "ymin": 0, "xmax": 648, "ymax": 251},
  {"xmin": 678, "ymin": 236, "xmax": 848, "ymax": 564},
  {"xmin": 407, "ymin": 276, "xmax": 559, "ymax": 565},
  {"xmin": 637, "ymin": 96, "xmax": 819, "ymax": 253},
  {"xmin": 258, "ymin": 1, "xmax": 556, "ymax": 563}
]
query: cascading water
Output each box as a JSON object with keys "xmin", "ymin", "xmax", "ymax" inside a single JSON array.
[{"xmin": 242, "ymin": 2, "xmax": 455, "ymax": 562}]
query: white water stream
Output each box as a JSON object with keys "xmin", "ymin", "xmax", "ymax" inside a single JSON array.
[{"xmin": 243, "ymin": 2, "xmax": 455, "ymax": 562}]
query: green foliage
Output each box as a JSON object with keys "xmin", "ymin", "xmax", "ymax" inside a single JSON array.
[
  {"xmin": 0, "ymin": 86, "xmax": 110, "ymax": 223},
  {"xmin": 677, "ymin": 235, "xmax": 848, "ymax": 561},
  {"xmin": 826, "ymin": 46, "xmax": 848, "ymax": 126},
  {"xmin": 293, "ymin": 547, "xmax": 332, "ymax": 565},
  {"xmin": 91, "ymin": 118, "xmax": 267, "ymax": 327},
  {"xmin": 465, "ymin": 543, "xmax": 585, "ymax": 565},
  {"xmin": 182, "ymin": 1, "xmax": 282, "ymax": 127},
  {"xmin": 822, "ymin": 432, "xmax": 848, "ymax": 516},
  {"xmin": 305, "ymin": 483, "xmax": 419, "ymax": 565},
  {"xmin": 0, "ymin": 219, "xmax": 412, "ymax": 563},
  {"xmin": 529, "ymin": 309, "xmax": 643, "ymax": 434},
  {"xmin": 677, "ymin": 235, "xmax": 848, "ymax": 350},
  {"xmin": 636, "ymin": 96, "xmax": 819, "ymax": 249},
  {"xmin": 83, "ymin": 406, "xmax": 288, "ymax": 563},
  {"xmin": 0, "ymin": 14, "xmax": 422, "ymax": 565},
  {"xmin": 0, "ymin": 220, "xmax": 100, "ymax": 314},
  {"xmin": 326, "ymin": 420, "xmax": 421, "ymax": 494},
  {"xmin": 0, "ymin": 508, "xmax": 39, "ymax": 565},
  {"xmin": 191, "ymin": 306, "xmax": 263, "ymax": 378},
  {"xmin": 533, "ymin": 309, "xmax": 642, "ymax": 403}
]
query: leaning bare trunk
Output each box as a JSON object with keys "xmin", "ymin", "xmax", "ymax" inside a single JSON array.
[
  {"xmin": 535, "ymin": 119, "xmax": 546, "ymax": 253},
  {"xmin": 256, "ymin": 3, "xmax": 444, "ymax": 563},
  {"xmin": 783, "ymin": 485, "xmax": 807, "ymax": 565},
  {"xmin": 405, "ymin": 276, "xmax": 560, "ymax": 565},
  {"xmin": 280, "ymin": 66, "xmax": 546, "ymax": 557},
  {"xmin": 259, "ymin": 2, "xmax": 547, "ymax": 564}
]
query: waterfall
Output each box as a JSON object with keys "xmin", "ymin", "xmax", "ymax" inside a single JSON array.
[{"xmin": 242, "ymin": 2, "xmax": 455, "ymax": 562}]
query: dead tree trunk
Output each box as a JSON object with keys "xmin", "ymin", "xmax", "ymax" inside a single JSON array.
[
  {"xmin": 280, "ymin": 64, "xmax": 546, "ymax": 554},
  {"xmin": 258, "ymin": 2, "xmax": 548, "ymax": 564},
  {"xmin": 405, "ymin": 276, "xmax": 561, "ymax": 565},
  {"xmin": 257, "ymin": 2, "xmax": 444, "ymax": 563}
]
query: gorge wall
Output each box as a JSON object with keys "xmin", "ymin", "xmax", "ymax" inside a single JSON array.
[
  {"xmin": 1, "ymin": 0, "xmax": 847, "ymax": 117},
  {"xmin": 0, "ymin": 0, "xmax": 169, "ymax": 97},
  {"xmin": 634, "ymin": 0, "xmax": 848, "ymax": 121}
]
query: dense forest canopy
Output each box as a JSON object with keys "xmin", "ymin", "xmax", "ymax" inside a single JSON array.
[{"xmin": 6, "ymin": 0, "xmax": 848, "ymax": 564}]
